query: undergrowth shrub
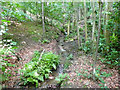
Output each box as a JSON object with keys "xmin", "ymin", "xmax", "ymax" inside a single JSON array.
[
  {"xmin": 99, "ymin": 37, "xmax": 119, "ymax": 67},
  {"xmin": 80, "ymin": 40, "xmax": 92, "ymax": 54},
  {"xmin": 0, "ymin": 47, "xmax": 16, "ymax": 82},
  {"xmin": 20, "ymin": 51, "xmax": 60, "ymax": 87}
]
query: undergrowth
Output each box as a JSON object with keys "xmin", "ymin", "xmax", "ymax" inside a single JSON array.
[{"xmin": 20, "ymin": 51, "xmax": 60, "ymax": 87}]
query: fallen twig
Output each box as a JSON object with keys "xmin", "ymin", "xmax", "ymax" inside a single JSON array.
[{"xmin": 39, "ymin": 49, "xmax": 45, "ymax": 61}]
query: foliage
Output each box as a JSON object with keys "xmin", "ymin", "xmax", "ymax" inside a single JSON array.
[
  {"xmin": 0, "ymin": 47, "xmax": 16, "ymax": 82},
  {"xmin": 81, "ymin": 40, "xmax": 92, "ymax": 54},
  {"xmin": 1, "ymin": 2, "xmax": 32, "ymax": 22},
  {"xmin": 99, "ymin": 36, "xmax": 119, "ymax": 67},
  {"xmin": 1, "ymin": 1, "xmax": 119, "ymax": 88},
  {"xmin": 66, "ymin": 54, "xmax": 73, "ymax": 60},
  {"xmin": 64, "ymin": 54, "xmax": 73, "ymax": 69},
  {"xmin": 55, "ymin": 73, "xmax": 69, "ymax": 86},
  {"xmin": 0, "ymin": 16, "xmax": 17, "ymax": 82},
  {"xmin": 77, "ymin": 67, "xmax": 111, "ymax": 88},
  {"xmin": 41, "ymin": 39, "xmax": 50, "ymax": 44},
  {"xmin": 20, "ymin": 51, "xmax": 60, "ymax": 87}
]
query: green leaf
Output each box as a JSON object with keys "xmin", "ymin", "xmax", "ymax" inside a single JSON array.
[
  {"xmin": 77, "ymin": 73, "xmax": 82, "ymax": 76},
  {"xmin": 38, "ymin": 75, "xmax": 44, "ymax": 81},
  {"xmin": 99, "ymin": 78, "xmax": 105, "ymax": 84},
  {"xmin": 45, "ymin": 74, "xmax": 49, "ymax": 79},
  {"xmin": 98, "ymin": 84, "xmax": 103, "ymax": 86},
  {"xmin": 45, "ymin": 69, "xmax": 51, "ymax": 73},
  {"xmin": 10, "ymin": 41, "xmax": 17, "ymax": 46},
  {"xmin": 52, "ymin": 64, "xmax": 56, "ymax": 69},
  {"xmin": 2, "ymin": 66, "xmax": 6, "ymax": 72}
]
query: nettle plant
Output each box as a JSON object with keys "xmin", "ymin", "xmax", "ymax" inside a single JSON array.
[{"xmin": 20, "ymin": 51, "xmax": 60, "ymax": 87}]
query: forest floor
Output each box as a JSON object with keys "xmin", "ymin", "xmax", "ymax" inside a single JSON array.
[{"xmin": 2, "ymin": 22, "xmax": 119, "ymax": 88}]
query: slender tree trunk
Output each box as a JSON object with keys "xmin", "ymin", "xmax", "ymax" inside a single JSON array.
[
  {"xmin": 0, "ymin": 4, "xmax": 3, "ymax": 48},
  {"xmin": 36, "ymin": 2, "xmax": 38, "ymax": 19},
  {"xmin": 103, "ymin": 2, "xmax": 106, "ymax": 35},
  {"xmin": 72, "ymin": 14, "xmax": 74, "ymax": 31},
  {"xmin": 84, "ymin": 0, "xmax": 88, "ymax": 41},
  {"xmin": 91, "ymin": 1, "xmax": 96, "ymax": 60},
  {"xmin": 76, "ymin": 4, "xmax": 80, "ymax": 48},
  {"xmin": 71, "ymin": 2, "xmax": 75, "ymax": 31},
  {"xmin": 67, "ymin": 20, "xmax": 70, "ymax": 36},
  {"xmin": 23, "ymin": 9, "xmax": 26, "ymax": 19},
  {"xmin": 91, "ymin": 1, "xmax": 96, "ymax": 41},
  {"xmin": 78, "ymin": 6, "xmax": 81, "ymax": 21},
  {"xmin": 42, "ymin": 1, "xmax": 45, "ymax": 33},
  {"xmin": 105, "ymin": 2, "xmax": 112, "ymax": 45},
  {"xmin": 0, "ymin": 6, "xmax": 2, "ymax": 88},
  {"xmin": 63, "ymin": 1, "xmax": 65, "ymax": 31},
  {"xmin": 93, "ymin": 1, "xmax": 102, "ymax": 80}
]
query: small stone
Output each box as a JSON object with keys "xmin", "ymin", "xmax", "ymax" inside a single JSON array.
[{"xmin": 49, "ymin": 76, "xmax": 54, "ymax": 79}]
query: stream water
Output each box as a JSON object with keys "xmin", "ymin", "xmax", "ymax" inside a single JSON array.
[{"xmin": 37, "ymin": 36, "xmax": 68, "ymax": 88}]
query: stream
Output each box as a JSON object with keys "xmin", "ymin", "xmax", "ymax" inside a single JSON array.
[
  {"xmin": 37, "ymin": 36, "xmax": 69, "ymax": 88},
  {"xmin": 5, "ymin": 22, "xmax": 78, "ymax": 88}
]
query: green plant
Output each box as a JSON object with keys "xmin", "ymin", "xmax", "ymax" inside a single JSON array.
[
  {"xmin": 76, "ymin": 67, "xmax": 111, "ymax": 88},
  {"xmin": 0, "ymin": 48, "xmax": 16, "ymax": 82},
  {"xmin": 63, "ymin": 54, "xmax": 73, "ymax": 69},
  {"xmin": 81, "ymin": 40, "xmax": 92, "ymax": 54},
  {"xmin": 99, "ymin": 37, "xmax": 119, "ymax": 67},
  {"xmin": 55, "ymin": 73, "xmax": 69, "ymax": 87},
  {"xmin": 100, "ymin": 49, "xmax": 119, "ymax": 67},
  {"xmin": 20, "ymin": 51, "xmax": 60, "ymax": 87},
  {"xmin": 41, "ymin": 39, "xmax": 50, "ymax": 44},
  {"xmin": 66, "ymin": 54, "xmax": 73, "ymax": 60}
]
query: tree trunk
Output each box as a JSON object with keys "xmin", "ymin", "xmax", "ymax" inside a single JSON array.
[
  {"xmin": 63, "ymin": 1, "xmax": 65, "ymax": 31},
  {"xmin": 91, "ymin": 1, "xmax": 96, "ymax": 60},
  {"xmin": 76, "ymin": 4, "xmax": 80, "ymax": 48},
  {"xmin": 0, "ymin": 4, "xmax": 2, "ymax": 48},
  {"xmin": 93, "ymin": 1, "xmax": 102, "ymax": 80},
  {"xmin": 105, "ymin": 2, "xmax": 112, "ymax": 45},
  {"xmin": 42, "ymin": 1, "xmax": 45, "ymax": 33},
  {"xmin": 67, "ymin": 20, "xmax": 70, "ymax": 36},
  {"xmin": 84, "ymin": 0, "xmax": 88, "ymax": 41},
  {"xmin": 36, "ymin": 2, "xmax": 38, "ymax": 19},
  {"xmin": 91, "ymin": 1, "xmax": 96, "ymax": 41},
  {"xmin": 103, "ymin": 2, "xmax": 106, "ymax": 35}
]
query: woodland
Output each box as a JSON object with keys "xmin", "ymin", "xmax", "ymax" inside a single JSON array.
[{"xmin": 0, "ymin": 0, "xmax": 119, "ymax": 89}]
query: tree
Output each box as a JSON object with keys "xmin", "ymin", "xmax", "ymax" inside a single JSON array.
[
  {"xmin": 104, "ymin": 2, "xmax": 112, "ymax": 45},
  {"xmin": 84, "ymin": 0, "xmax": 88, "ymax": 41},
  {"xmin": 91, "ymin": 1, "xmax": 96, "ymax": 41},
  {"xmin": 93, "ymin": 0, "xmax": 102, "ymax": 80},
  {"xmin": 0, "ymin": 3, "xmax": 2, "ymax": 48},
  {"xmin": 42, "ymin": 1, "xmax": 45, "ymax": 33},
  {"xmin": 76, "ymin": 3, "xmax": 80, "ymax": 47}
]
